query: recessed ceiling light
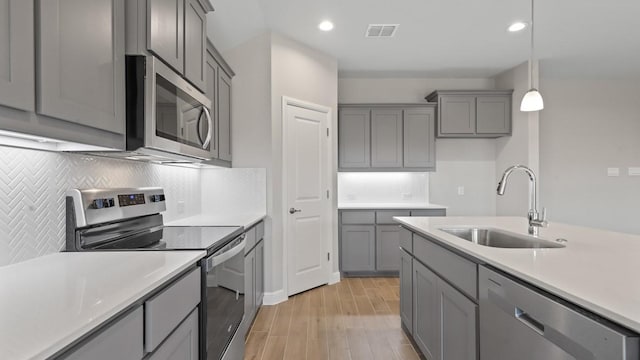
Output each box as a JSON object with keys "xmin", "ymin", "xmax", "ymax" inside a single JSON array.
[
  {"xmin": 508, "ymin": 22, "xmax": 527, "ymax": 32},
  {"xmin": 318, "ymin": 20, "xmax": 334, "ymax": 31}
]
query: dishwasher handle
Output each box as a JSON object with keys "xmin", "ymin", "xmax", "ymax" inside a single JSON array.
[
  {"xmin": 205, "ymin": 235, "xmax": 246, "ymax": 271},
  {"xmin": 515, "ymin": 307, "xmax": 545, "ymax": 336}
]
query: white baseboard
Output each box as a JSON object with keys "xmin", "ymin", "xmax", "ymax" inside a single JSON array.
[
  {"xmin": 263, "ymin": 289, "xmax": 287, "ymax": 305},
  {"xmin": 329, "ymin": 271, "xmax": 341, "ymax": 285}
]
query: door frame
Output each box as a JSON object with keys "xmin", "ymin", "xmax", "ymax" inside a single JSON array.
[{"xmin": 281, "ymin": 96, "xmax": 333, "ymax": 297}]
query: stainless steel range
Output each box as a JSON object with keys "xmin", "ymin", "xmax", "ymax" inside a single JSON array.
[{"xmin": 66, "ymin": 187, "xmax": 245, "ymax": 360}]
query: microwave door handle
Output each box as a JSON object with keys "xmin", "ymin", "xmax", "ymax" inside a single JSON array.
[
  {"xmin": 196, "ymin": 108, "xmax": 205, "ymax": 145},
  {"xmin": 202, "ymin": 107, "xmax": 213, "ymax": 149}
]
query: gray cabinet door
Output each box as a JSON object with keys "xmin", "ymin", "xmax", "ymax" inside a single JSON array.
[
  {"xmin": 371, "ymin": 108, "xmax": 403, "ymax": 168},
  {"xmin": 476, "ymin": 96, "xmax": 511, "ymax": 135},
  {"xmin": 255, "ymin": 240, "xmax": 264, "ymax": 307},
  {"xmin": 413, "ymin": 259, "xmax": 440, "ymax": 360},
  {"xmin": 400, "ymin": 249, "xmax": 413, "ymax": 334},
  {"xmin": 439, "ymin": 95, "xmax": 475, "ymax": 135},
  {"xmin": 375, "ymin": 225, "xmax": 401, "ymax": 272},
  {"xmin": 338, "ymin": 108, "xmax": 370, "ymax": 169},
  {"xmin": 404, "ymin": 107, "xmax": 435, "ymax": 169},
  {"xmin": 244, "ymin": 249, "xmax": 256, "ymax": 324},
  {"xmin": 439, "ymin": 280, "xmax": 477, "ymax": 360},
  {"xmin": 148, "ymin": 0, "xmax": 184, "ymax": 73},
  {"xmin": 148, "ymin": 309, "xmax": 199, "ymax": 360},
  {"xmin": 340, "ymin": 225, "xmax": 375, "ymax": 272},
  {"xmin": 217, "ymin": 69, "xmax": 232, "ymax": 162},
  {"xmin": 184, "ymin": 0, "xmax": 206, "ymax": 91},
  {"xmin": 0, "ymin": 0, "xmax": 34, "ymax": 112},
  {"xmin": 205, "ymin": 50, "xmax": 219, "ymax": 158},
  {"xmin": 37, "ymin": 0, "xmax": 125, "ymax": 135}
]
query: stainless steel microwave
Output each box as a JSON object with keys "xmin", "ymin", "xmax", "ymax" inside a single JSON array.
[{"xmin": 125, "ymin": 55, "xmax": 214, "ymax": 162}]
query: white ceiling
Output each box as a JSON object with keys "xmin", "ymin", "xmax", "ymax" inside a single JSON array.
[{"xmin": 207, "ymin": 0, "xmax": 640, "ymax": 78}]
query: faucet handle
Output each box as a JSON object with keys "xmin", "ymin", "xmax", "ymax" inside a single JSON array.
[{"xmin": 541, "ymin": 207, "xmax": 547, "ymax": 221}]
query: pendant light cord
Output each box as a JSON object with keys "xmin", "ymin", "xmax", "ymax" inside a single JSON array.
[{"xmin": 530, "ymin": 0, "xmax": 535, "ymax": 89}]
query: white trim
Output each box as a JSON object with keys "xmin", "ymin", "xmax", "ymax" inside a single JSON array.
[
  {"xmin": 282, "ymin": 96, "xmax": 333, "ymax": 297},
  {"xmin": 329, "ymin": 271, "xmax": 341, "ymax": 285},
  {"xmin": 262, "ymin": 289, "xmax": 287, "ymax": 305}
]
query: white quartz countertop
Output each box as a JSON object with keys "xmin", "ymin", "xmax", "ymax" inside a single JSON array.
[
  {"xmin": 0, "ymin": 251, "xmax": 205, "ymax": 360},
  {"xmin": 338, "ymin": 202, "xmax": 448, "ymax": 210},
  {"xmin": 393, "ymin": 216, "xmax": 640, "ymax": 333},
  {"xmin": 165, "ymin": 212, "xmax": 266, "ymax": 229}
]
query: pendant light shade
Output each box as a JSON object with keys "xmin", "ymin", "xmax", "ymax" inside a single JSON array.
[
  {"xmin": 520, "ymin": 88, "xmax": 544, "ymax": 111},
  {"xmin": 520, "ymin": 0, "xmax": 544, "ymax": 112}
]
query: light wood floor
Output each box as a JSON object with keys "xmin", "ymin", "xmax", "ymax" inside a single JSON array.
[{"xmin": 244, "ymin": 277, "xmax": 421, "ymax": 360}]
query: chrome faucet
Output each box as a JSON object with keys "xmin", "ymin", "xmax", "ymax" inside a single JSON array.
[{"xmin": 497, "ymin": 165, "xmax": 548, "ymax": 236}]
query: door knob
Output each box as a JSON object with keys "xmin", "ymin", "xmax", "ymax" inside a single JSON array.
[{"xmin": 289, "ymin": 208, "xmax": 302, "ymax": 214}]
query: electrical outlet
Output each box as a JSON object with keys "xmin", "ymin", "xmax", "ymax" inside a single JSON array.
[
  {"xmin": 607, "ymin": 168, "xmax": 620, "ymax": 177},
  {"xmin": 457, "ymin": 186, "xmax": 465, "ymax": 196},
  {"xmin": 628, "ymin": 167, "xmax": 640, "ymax": 176},
  {"xmin": 177, "ymin": 201, "xmax": 185, "ymax": 214}
]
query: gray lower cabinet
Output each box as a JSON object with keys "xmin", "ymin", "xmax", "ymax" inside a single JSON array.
[
  {"xmin": 255, "ymin": 240, "xmax": 264, "ymax": 306},
  {"xmin": 38, "ymin": 0, "xmax": 125, "ymax": 135},
  {"xmin": 149, "ymin": 309, "xmax": 199, "ymax": 360},
  {"xmin": 376, "ymin": 225, "xmax": 401, "ymax": 271},
  {"xmin": 184, "ymin": 0, "xmax": 207, "ymax": 91},
  {"xmin": 399, "ymin": 248, "xmax": 413, "ymax": 334},
  {"xmin": 439, "ymin": 279, "xmax": 477, "ymax": 360},
  {"xmin": 0, "ymin": 0, "xmax": 34, "ymax": 112},
  {"xmin": 62, "ymin": 307, "xmax": 144, "ymax": 360},
  {"xmin": 338, "ymin": 105, "xmax": 437, "ymax": 171},
  {"xmin": 244, "ymin": 221, "xmax": 265, "ymax": 334},
  {"xmin": 412, "ymin": 260, "xmax": 440, "ymax": 360},
  {"xmin": 340, "ymin": 225, "xmax": 376, "ymax": 272},
  {"xmin": 426, "ymin": 90, "xmax": 513, "ymax": 138},
  {"xmin": 244, "ymin": 246, "xmax": 256, "ymax": 323},
  {"xmin": 338, "ymin": 108, "xmax": 371, "ymax": 169},
  {"xmin": 148, "ymin": 0, "xmax": 184, "ymax": 73},
  {"xmin": 371, "ymin": 108, "xmax": 403, "ymax": 168},
  {"xmin": 401, "ymin": 230, "xmax": 478, "ymax": 360}
]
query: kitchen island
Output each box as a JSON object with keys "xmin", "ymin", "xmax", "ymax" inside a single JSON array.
[{"xmin": 394, "ymin": 216, "xmax": 640, "ymax": 359}]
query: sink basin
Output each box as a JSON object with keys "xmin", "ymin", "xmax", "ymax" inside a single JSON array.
[{"xmin": 439, "ymin": 227, "xmax": 565, "ymax": 249}]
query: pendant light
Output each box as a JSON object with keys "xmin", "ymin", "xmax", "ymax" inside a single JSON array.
[{"xmin": 520, "ymin": 0, "xmax": 544, "ymax": 112}]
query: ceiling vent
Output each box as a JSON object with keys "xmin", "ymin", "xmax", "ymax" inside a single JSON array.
[{"xmin": 365, "ymin": 24, "xmax": 399, "ymax": 38}]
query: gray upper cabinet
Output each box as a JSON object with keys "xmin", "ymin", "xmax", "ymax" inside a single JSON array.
[
  {"xmin": 205, "ymin": 49, "xmax": 219, "ymax": 158},
  {"xmin": 427, "ymin": 90, "xmax": 513, "ymax": 138},
  {"xmin": 0, "ymin": 0, "xmax": 34, "ymax": 112},
  {"xmin": 375, "ymin": 225, "xmax": 401, "ymax": 271},
  {"xmin": 38, "ymin": 0, "xmax": 125, "ymax": 135},
  {"xmin": 217, "ymin": 69, "xmax": 232, "ymax": 162},
  {"xmin": 476, "ymin": 96, "xmax": 511, "ymax": 134},
  {"xmin": 338, "ymin": 104, "xmax": 437, "ymax": 172},
  {"xmin": 148, "ymin": 0, "xmax": 184, "ymax": 73},
  {"xmin": 371, "ymin": 108, "xmax": 403, "ymax": 168},
  {"xmin": 339, "ymin": 108, "xmax": 371, "ymax": 169},
  {"xmin": 340, "ymin": 225, "xmax": 375, "ymax": 272},
  {"xmin": 184, "ymin": 0, "xmax": 207, "ymax": 91},
  {"xmin": 403, "ymin": 107, "xmax": 435, "ymax": 170}
]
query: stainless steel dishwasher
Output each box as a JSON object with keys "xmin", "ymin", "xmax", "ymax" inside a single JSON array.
[{"xmin": 479, "ymin": 266, "xmax": 639, "ymax": 360}]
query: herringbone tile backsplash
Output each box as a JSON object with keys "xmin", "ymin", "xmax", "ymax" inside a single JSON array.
[{"xmin": 0, "ymin": 146, "xmax": 201, "ymax": 266}]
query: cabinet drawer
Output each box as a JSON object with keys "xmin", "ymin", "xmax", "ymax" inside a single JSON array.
[
  {"xmin": 256, "ymin": 221, "xmax": 264, "ymax": 241},
  {"xmin": 245, "ymin": 226, "xmax": 257, "ymax": 253},
  {"xmin": 145, "ymin": 268, "xmax": 201, "ymax": 352},
  {"xmin": 410, "ymin": 209, "xmax": 446, "ymax": 217},
  {"xmin": 413, "ymin": 235, "xmax": 477, "ymax": 300},
  {"xmin": 400, "ymin": 227, "xmax": 413, "ymax": 253},
  {"xmin": 63, "ymin": 307, "xmax": 143, "ymax": 360},
  {"xmin": 341, "ymin": 211, "xmax": 375, "ymax": 224},
  {"xmin": 376, "ymin": 210, "xmax": 410, "ymax": 224}
]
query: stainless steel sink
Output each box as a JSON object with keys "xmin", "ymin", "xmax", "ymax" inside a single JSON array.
[{"xmin": 439, "ymin": 227, "xmax": 565, "ymax": 248}]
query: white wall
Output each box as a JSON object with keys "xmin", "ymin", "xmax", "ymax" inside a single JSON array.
[
  {"xmin": 223, "ymin": 31, "xmax": 338, "ymax": 299},
  {"xmin": 0, "ymin": 146, "xmax": 201, "ymax": 266},
  {"xmin": 200, "ymin": 168, "xmax": 266, "ymax": 215},
  {"xmin": 338, "ymin": 77, "xmax": 498, "ymax": 216},
  {"xmin": 539, "ymin": 74, "xmax": 640, "ymax": 234},
  {"xmin": 493, "ymin": 61, "xmax": 540, "ymax": 216}
]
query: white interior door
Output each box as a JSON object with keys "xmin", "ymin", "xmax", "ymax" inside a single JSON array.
[{"xmin": 284, "ymin": 99, "xmax": 331, "ymax": 296}]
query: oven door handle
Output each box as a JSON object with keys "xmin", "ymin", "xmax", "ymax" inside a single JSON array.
[{"xmin": 207, "ymin": 235, "xmax": 246, "ymax": 268}]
